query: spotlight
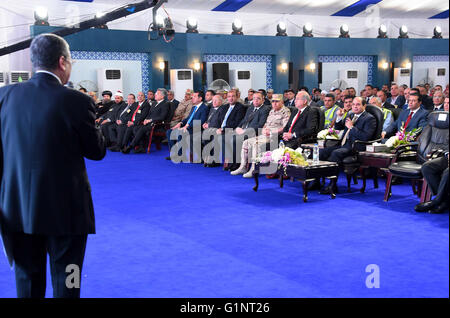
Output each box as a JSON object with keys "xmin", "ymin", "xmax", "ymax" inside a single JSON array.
[
  {"xmin": 281, "ymin": 63, "xmax": 288, "ymax": 71},
  {"xmin": 34, "ymin": 6, "xmax": 49, "ymax": 26},
  {"xmin": 232, "ymin": 19, "xmax": 243, "ymax": 35},
  {"xmin": 377, "ymin": 24, "xmax": 388, "ymax": 38},
  {"xmin": 339, "ymin": 24, "xmax": 350, "ymax": 38},
  {"xmin": 155, "ymin": 15, "xmax": 164, "ymax": 28},
  {"xmin": 159, "ymin": 61, "xmax": 165, "ymax": 71},
  {"xmin": 94, "ymin": 11, "xmax": 108, "ymax": 29},
  {"xmin": 302, "ymin": 23, "xmax": 313, "ymax": 37},
  {"xmin": 276, "ymin": 22, "xmax": 287, "ymax": 36},
  {"xmin": 186, "ymin": 17, "xmax": 198, "ymax": 33},
  {"xmin": 399, "ymin": 25, "xmax": 408, "ymax": 38},
  {"xmin": 164, "ymin": 17, "xmax": 175, "ymax": 36},
  {"xmin": 433, "ymin": 26, "xmax": 442, "ymax": 39},
  {"xmin": 193, "ymin": 62, "xmax": 201, "ymax": 71}
]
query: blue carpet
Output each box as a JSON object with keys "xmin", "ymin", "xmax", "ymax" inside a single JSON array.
[{"xmin": 0, "ymin": 145, "xmax": 448, "ymax": 298}]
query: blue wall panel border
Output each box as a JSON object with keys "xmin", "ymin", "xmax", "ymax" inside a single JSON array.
[
  {"xmin": 413, "ymin": 55, "xmax": 449, "ymax": 62},
  {"xmin": 70, "ymin": 51, "xmax": 151, "ymax": 93},
  {"xmin": 318, "ymin": 55, "xmax": 374, "ymax": 85},
  {"xmin": 203, "ymin": 54, "xmax": 273, "ymax": 89}
]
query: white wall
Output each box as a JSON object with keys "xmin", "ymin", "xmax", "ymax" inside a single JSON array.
[
  {"xmin": 70, "ymin": 59, "xmax": 143, "ymax": 96},
  {"xmin": 412, "ymin": 61, "xmax": 449, "ymax": 87},
  {"xmin": 320, "ymin": 62, "xmax": 368, "ymax": 93},
  {"xmin": 206, "ymin": 62, "xmax": 267, "ymax": 91}
]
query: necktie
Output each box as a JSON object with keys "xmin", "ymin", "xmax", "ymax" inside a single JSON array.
[
  {"xmin": 288, "ymin": 110, "xmax": 302, "ymax": 133},
  {"xmin": 403, "ymin": 111, "xmax": 413, "ymax": 130},
  {"xmin": 341, "ymin": 115, "xmax": 358, "ymax": 146},
  {"xmin": 119, "ymin": 104, "xmax": 131, "ymax": 118},
  {"xmin": 131, "ymin": 103, "xmax": 142, "ymax": 122},
  {"xmin": 221, "ymin": 106, "xmax": 234, "ymax": 128},
  {"xmin": 186, "ymin": 105, "xmax": 198, "ymax": 126}
]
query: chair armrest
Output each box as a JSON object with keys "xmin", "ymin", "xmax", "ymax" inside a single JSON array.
[
  {"xmin": 427, "ymin": 149, "xmax": 446, "ymax": 160},
  {"xmin": 393, "ymin": 142, "xmax": 418, "ymax": 158}
]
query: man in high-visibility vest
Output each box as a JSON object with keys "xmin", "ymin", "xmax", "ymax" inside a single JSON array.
[{"xmin": 320, "ymin": 93, "xmax": 340, "ymax": 128}]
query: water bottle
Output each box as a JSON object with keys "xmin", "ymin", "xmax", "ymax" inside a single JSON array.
[
  {"xmin": 279, "ymin": 141, "xmax": 285, "ymax": 149},
  {"xmin": 313, "ymin": 144, "xmax": 319, "ymax": 164}
]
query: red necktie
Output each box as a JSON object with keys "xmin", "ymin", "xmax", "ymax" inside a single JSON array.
[
  {"xmin": 131, "ymin": 103, "xmax": 142, "ymax": 122},
  {"xmin": 288, "ymin": 110, "xmax": 302, "ymax": 133},
  {"xmin": 403, "ymin": 111, "xmax": 413, "ymax": 130}
]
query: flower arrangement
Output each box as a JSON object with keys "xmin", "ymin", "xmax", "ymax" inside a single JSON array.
[
  {"xmin": 257, "ymin": 146, "xmax": 309, "ymax": 173},
  {"xmin": 317, "ymin": 127, "xmax": 341, "ymax": 140},
  {"xmin": 385, "ymin": 125, "xmax": 422, "ymax": 149}
]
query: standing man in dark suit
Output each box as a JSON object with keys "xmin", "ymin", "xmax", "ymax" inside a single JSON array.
[
  {"xmin": 0, "ymin": 33, "xmax": 105, "ymax": 298},
  {"xmin": 122, "ymin": 88, "xmax": 169, "ymax": 154}
]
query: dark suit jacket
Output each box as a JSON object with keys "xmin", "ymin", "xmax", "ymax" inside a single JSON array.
[
  {"xmin": 207, "ymin": 105, "xmax": 227, "ymax": 129},
  {"xmin": 387, "ymin": 95, "xmax": 406, "ymax": 108},
  {"xmin": 335, "ymin": 111, "xmax": 377, "ymax": 149},
  {"xmin": 129, "ymin": 100, "xmax": 150, "ymax": 125},
  {"xmin": 385, "ymin": 107, "xmax": 429, "ymax": 136},
  {"xmin": 117, "ymin": 102, "xmax": 136, "ymax": 124},
  {"xmin": 96, "ymin": 100, "xmax": 114, "ymax": 118},
  {"xmin": 0, "ymin": 72, "xmax": 105, "ymax": 235},
  {"xmin": 283, "ymin": 106, "xmax": 319, "ymax": 139},
  {"xmin": 147, "ymin": 100, "xmax": 170, "ymax": 123},
  {"xmin": 181, "ymin": 103, "xmax": 209, "ymax": 131},
  {"xmin": 220, "ymin": 102, "xmax": 246, "ymax": 129},
  {"xmin": 169, "ymin": 99, "xmax": 179, "ymax": 109},
  {"xmin": 101, "ymin": 101, "xmax": 126, "ymax": 122},
  {"xmin": 382, "ymin": 101, "xmax": 395, "ymax": 110},
  {"xmin": 239, "ymin": 104, "xmax": 270, "ymax": 130}
]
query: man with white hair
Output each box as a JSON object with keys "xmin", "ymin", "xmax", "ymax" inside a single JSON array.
[
  {"xmin": 432, "ymin": 91, "xmax": 445, "ymax": 111},
  {"xmin": 369, "ymin": 96, "xmax": 394, "ymax": 133}
]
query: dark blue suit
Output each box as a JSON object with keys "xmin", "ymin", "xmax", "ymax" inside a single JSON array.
[
  {"xmin": 0, "ymin": 72, "xmax": 106, "ymax": 297},
  {"xmin": 167, "ymin": 103, "xmax": 209, "ymax": 157},
  {"xmin": 384, "ymin": 107, "xmax": 429, "ymax": 137},
  {"xmin": 387, "ymin": 95, "xmax": 406, "ymax": 108},
  {"xmin": 320, "ymin": 111, "xmax": 376, "ymax": 163}
]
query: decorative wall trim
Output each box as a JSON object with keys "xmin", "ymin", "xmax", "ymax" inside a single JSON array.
[
  {"xmin": 70, "ymin": 51, "xmax": 151, "ymax": 92},
  {"xmin": 318, "ymin": 55, "xmax": 374, "ymax": 85},
  {"xmin": 413, "ymin": 55, "xmax": 449, "ymax": 62},
  {"xmin": 203, "ymin": 54, "xmax": 273, "ymax": 89}
]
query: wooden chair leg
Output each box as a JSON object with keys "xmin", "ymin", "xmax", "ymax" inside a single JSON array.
[
  {"xmin": 353, "ymin": 174, "xmax": 358, "ymax": 185},
  {"xmin": 373, "ymin": 168, "xmax": 379, "ymax": 189},
  {"xmin": 147, "ymin": 126, "xmax": 155, "ymax": 154},
  {"xmin": 346, "ymin": 173, "xmax": 352, "ymax": 192},
  {"xmin": 384, "ymin": 172, "xmax": 393, "ymax": 202},
  {"xmin": 419, "ymin": 179, "xmax": 429, "ymax": 203},
  {"xmin": 411, "ymin": 180, "xmax": 417, "ymax": 195}
]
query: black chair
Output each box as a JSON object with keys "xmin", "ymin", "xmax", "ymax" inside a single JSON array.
[
  {"xmin": 384, "ymin": 111, "xmax": 449, "ymax": 201},
  {"xmin": 341, "ymin": 105, "xmax": 384, "ymax": 192},
  {"xmin": 391, "ymin": 107, "xmax": 402, "ymax": 121}
]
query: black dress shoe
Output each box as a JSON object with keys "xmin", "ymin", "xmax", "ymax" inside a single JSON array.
[
  {"xmin": 229, "ymin": 163, "xmax": 240, "ymax": 172},
  {"xmin": 414, "ymin": 200, "xmax": 436, "ymax": 212},
  {"xmin": 165, "ymin": 156, "xmax": 172, "ymax": 160},
  {"xmin": 134, "ymin": 146, "xmax": 146, "ymax": 154},
  {"xmin": 121, "ymin": 146, "xmax": 132, "ymax": 154},
  {"xmin": 319, "ymin": 185, "xmax": 338, "ymax": 195},
  {"xmin": 429, "ymin": 202, "xmax": 449, "ymax": 214},
  {"xmin": 109, "ymin": 146, "xmax": 121, "ymax": 152},
  {"xmin": 208, "ymin": 163, "xmax": 221, "ymax": 168}
]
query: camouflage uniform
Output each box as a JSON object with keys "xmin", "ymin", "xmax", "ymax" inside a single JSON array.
[{"xmin": 170, "ymin": 99, "xmax": 193, "ymax": 128}]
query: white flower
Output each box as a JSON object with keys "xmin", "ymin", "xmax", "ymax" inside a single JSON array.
[
  {"xmin": 271, "ymin": 148, "xmax": 284, "ymax": 162},
  {"xmin": 317, "ymin": 129, "xmax": 329, "ymax": 139},
  {"xmin": 385, "ymin": 136, "xmax": 398, "ymax": 148}
]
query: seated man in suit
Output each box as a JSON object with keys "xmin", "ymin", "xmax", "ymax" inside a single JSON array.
[
  {"xmin": 318, "ymin": 97, "xmax": 377, "ymax": 194},
  {"xmin": 415, "ymin": 153, "xmax": 449, "ymax": 214},
  {"xmin": 377, "ymin": 89, "xmax": 395, "ymax": 110},
  {"xmin": 122, "ymin": 88, "xmax": 168, "ymax": 154},
  {"xmin": 369, "ymin": 96, "xmax": 394, "ymax": 134},
  {"xmin": 387, "ymin": 83, "xmax": 406, "ymax": 108},
  {"xmin": 202, "ymin": 95, "xmax": 228, "ymax": 167},
  {"xmin": 382, "ymin": 92, "xmax": 429, "ymax": 139},
  {"xmin": 281, "ymin": 91, "xmax": 320, "ymax": 149},
  {"xmin": 169, "ymin": 89, "xmax": 193, "ymax": 128},
  {"xmin": 167, "ymin": 90, "xmax": 209, "ymax": 162},
  {"xmin": 284, "ymin": 89, "xmax": 296, "ymax": 107},
  {"xmin": 321, "ymin": 93, "xmax": 340, "ymax": 128},
  {"xmin": 224, "ymin": 91, "xmax": 271, "ymax": 171},
  {"xmin": 204, "ymin": 90, "xmax": 215, "ymax": 108},
  {"xmin": 432, "ymin": 91, "xmax": 445, "ymax": 111},
  {"xmin": 417, "ymin": 85, "xmax": 434, "ymax": 111},
  {"xmin": 167, "ymin": 90, "xmax": 179, "ymax": 109},
  {"xmin": 245, "ymin": 89, "xmax": 255, "ymax": 105},
  {"xmin": 108, "ymin": 93, "xmax": 137, "ymax": 151},
  {"xmin": 147, "ymin": 89, "xmax": 156, "ymax": 103},
  {"xmin": 231, "ymin": 94, "xmax": 291, "ymax": 177},
  {"xmin": 96, "ymin": 91, "xmax": 126, "ymax": 147}
]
